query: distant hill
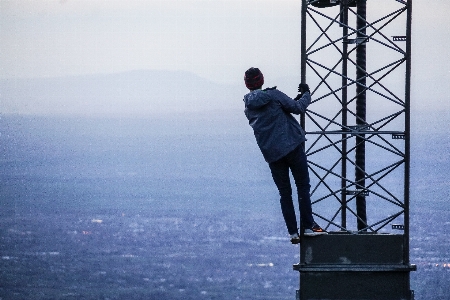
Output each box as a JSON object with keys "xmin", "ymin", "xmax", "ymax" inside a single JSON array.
[
  {"xmin": 2, "ymin": 70, "xmax": 442, "ymax": 130},
  {"xmin": 0, "ymin": 70, "xmax": 245, "ymax": 116}
]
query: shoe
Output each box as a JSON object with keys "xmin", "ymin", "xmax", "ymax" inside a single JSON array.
[
  {"xmin": 290, "ymin": 233, "xmax": 301, "ymax": 244},
  {"xmin": 304, "ymin": 224, "xmax": 327, "ymax": 236}
]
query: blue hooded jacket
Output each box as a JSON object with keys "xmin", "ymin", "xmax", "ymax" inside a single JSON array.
[{"xmin": 244, "ymin": 87, "xmax": 311, "ymax": 163}]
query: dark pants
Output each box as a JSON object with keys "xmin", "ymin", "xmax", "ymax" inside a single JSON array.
[{"xmin": 269, "ymin": 145, "xmax": 315, "ymax": 235}]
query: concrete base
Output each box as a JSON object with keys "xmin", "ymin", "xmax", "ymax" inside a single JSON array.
[{"xmin": 294, "ymin": 233, "xmax": 416, "ymax": 300}]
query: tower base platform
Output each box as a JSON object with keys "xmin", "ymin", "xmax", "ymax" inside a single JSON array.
[{"xmin": 293, "ymin": 233, "xmax": 416, "ymax": 300}]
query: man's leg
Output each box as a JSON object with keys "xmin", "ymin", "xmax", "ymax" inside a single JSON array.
[
  {"xmin": 269, "ymin": 158, "xmax": 298, "ymax": 235},
  {"xmin": 287, "ymin": 146, "xmax": 315, "ymax": 230}
]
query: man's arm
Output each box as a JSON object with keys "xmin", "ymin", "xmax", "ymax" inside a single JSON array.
[{"xmin": 273, "ymin": 89, "xmax": 311, "ymax": 115}]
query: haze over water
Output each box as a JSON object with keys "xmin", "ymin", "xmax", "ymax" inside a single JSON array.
[{"xmin": 1, "ymin": 109, "xmax": 449, "ymax": 299}]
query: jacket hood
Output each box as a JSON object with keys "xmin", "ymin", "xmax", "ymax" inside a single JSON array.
[{"xmin": 244, "ymin": 89, "xmax": 272, "ymax": 109}]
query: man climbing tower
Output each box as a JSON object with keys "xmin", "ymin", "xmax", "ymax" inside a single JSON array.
[{"xmin": 243, "ymin": 67, "xmax": 327, "ymax": 244}]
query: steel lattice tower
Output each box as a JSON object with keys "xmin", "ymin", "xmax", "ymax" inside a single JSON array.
[{"xmin": 294, "ymin": 1, "xmax": 416, "ymax": 299}]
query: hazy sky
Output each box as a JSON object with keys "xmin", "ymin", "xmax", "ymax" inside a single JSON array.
[
  {"xmin": 0, "ymin": 0, "xmax": 449, "ymax": 109},
  {"xmin": 0, "ymin": 0, "xmax": 305, "ymax": 84}
]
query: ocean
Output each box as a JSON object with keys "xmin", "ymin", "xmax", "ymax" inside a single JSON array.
[{"xmin": 0, "ymin": 112, "xmax": 449, "ymax": 299}]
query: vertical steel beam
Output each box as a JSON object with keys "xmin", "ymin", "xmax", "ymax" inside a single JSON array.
[
  {"xmin": 301, "ymin": 0, "xmax": 307, "ymax": 131},
  {"xmin": 355, "ymin": 0, "xmax": 367, "ymax": 231},
  {"xmin": 404, "ymin": 0, "xmax": 413, "ymax": 266},
  {"xmin": 340, "ymin": 3, "xmax": 349, "ymax": 229}
]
